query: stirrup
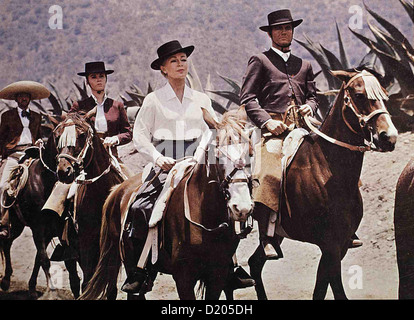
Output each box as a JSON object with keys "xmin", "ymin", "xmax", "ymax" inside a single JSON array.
[{"xmin": 121, "ymin": 269, "xmax": 151, "ymax": 294}]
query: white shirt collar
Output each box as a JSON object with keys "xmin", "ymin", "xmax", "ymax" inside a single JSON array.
[
  {"xmin": 161, "ymin": 82, "xmax": 193, "ymax": 101},
  {"xmin": 91, "ymin": 93, "xmax": 108, "ymax": 106},
  {"xmin": 271, "ymin": 46, "xmax": 291, "ymax": 62}
]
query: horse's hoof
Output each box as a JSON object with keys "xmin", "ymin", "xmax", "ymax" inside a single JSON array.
[
  {"xmin": 227, "ymin": 266, "xmax": 256, "ymax": 290},
  {"xmin": 29, "ymin": 289, "xmax": 40, "ymax": 299},
  {"xmin": 1, "ymin": 278, "xmax": 10, "ymax": 291}
]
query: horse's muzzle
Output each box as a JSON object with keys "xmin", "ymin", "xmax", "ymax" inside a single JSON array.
[
  {"xmin": 57, "ymin": 159, "xmax": 75, "ymax": 183},
  {"xmin": 375, "ymin": 131, "xmax": 397, "ymax": 152},
  {"xmin": 230, "ymin": 203, "xmax": 254, "ymax": 222}
]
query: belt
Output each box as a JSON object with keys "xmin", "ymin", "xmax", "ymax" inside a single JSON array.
[
  {"xmin": 12, "ymin": 144, "xmax": 31, "ymax": 152},
  {"xmin": 152, "ymin": 138, "xmax": 198, "ymax": 145},
  {"xmin": 268, "ymin": 112, "xmax": 294, "ymax": 126}
]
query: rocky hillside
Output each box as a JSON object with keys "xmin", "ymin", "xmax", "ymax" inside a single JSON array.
[{"xmin": 1, "ymin": 0, "xmax": 412, "ymax": 104}]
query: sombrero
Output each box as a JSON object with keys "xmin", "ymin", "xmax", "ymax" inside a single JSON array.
[{"xmin": 0, "ymin": 81, "xmax": 50, "ymax": 100}]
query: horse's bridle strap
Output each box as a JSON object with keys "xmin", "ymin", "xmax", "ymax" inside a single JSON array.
[{"xmin": 303, "ymin": 115, "xmax": 370, "ymax": 152}]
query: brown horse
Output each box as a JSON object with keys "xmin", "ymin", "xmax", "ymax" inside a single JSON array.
[
  {"xmin": 49, "ymin": 113, "xmax": 126, "ymax": 297},
  {"xmin": 0, "ymin": 132, "xmax": 85, "ymax": 298},
  {"xmin": 80, "ymin": 107, "xmax": 255, "ymax": 300},
  {"xmin": 247, "ymin": 69, "xmax": 398, "ymax": 300},
  {"xmin": 394, "ymin": 157, "xmax": 414, "ymax": 299}
]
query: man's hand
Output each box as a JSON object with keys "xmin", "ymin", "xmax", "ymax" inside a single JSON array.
[
  {"xmin": 299, "ymin": 104, "xmax": 313, "ymax": 117},
  {"xmin": 156, "ymin": 156, "xmax": 176, "ymax": 171},
  {"xmin": 265, "ymin": 119, "xmax": 288, "ymax": 136}
]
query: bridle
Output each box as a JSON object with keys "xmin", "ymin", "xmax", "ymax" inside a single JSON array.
[
  {"xmin": 304, "ymin": 71, "xmax": 390, "ymax": 153},
  {"xmin": 342, "ymin": 72, "xmax": 390, "ymax": 138},
  {"xmin": 53, "ymin": 120, "xmax": 112, "ymax": 184},
  {"xmin": 183, "ymin": 141, "xmax": 254, "ymax": 236},
  {"xmin": 216, "ymin": 142, "xmax": 254, "ymax": 201}
]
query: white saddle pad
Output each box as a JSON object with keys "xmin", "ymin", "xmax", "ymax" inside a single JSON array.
[{"xmin": 148, "ymin": 158, "xmax": 196, "ymax": 227}]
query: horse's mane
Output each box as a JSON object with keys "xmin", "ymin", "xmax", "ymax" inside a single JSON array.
[
  {"xmin": 217, "ymin": 109, "xmax": 250, "ymax": 146},
  {"xmin": 56, "ymin": 113, "xmax": 93, "ymax": 148}
]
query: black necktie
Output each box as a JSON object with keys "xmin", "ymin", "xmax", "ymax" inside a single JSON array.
[{"xmin": 21, "ymin": 110, "xmax": 30, "ymax": 119}]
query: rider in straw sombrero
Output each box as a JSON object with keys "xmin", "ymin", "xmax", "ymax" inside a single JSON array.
[{"xmin": 0, "ymin": 80, "xmax": 50, "ymax": 238}]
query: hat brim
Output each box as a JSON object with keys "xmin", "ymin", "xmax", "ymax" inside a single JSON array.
[
  {"xmin": 151, "ymin": 45, "xmax": 195, "ymax": 70},
  {"xmin": 77, "ymin": 70, "xmax": 114, "ymax": 77},
  {"xmin": 259, "ymin": 19, "xmax": 303, "ymax": 32},
  {"xmin": 0, "ymin": 81, "xmax": 50, "ymax": 100}
]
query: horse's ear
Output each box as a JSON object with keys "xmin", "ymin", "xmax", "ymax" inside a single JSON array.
[
  {"xmin": 202, "ymin": 107, "xmax": 219, "ymax": 129},
  {"xmin": 84, "ymin": 106, "xmax": 97, "ymax": 121},
  {"xmin": 236, "ymin": 105, "xmax": 248, "ymax": 123},
  {"xmin": 330, "ymin": 70, "xmax": 357, "ymax": 84}
]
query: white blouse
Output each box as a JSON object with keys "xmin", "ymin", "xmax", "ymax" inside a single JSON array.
[
  {"xmin": 91, "ymin": 93, "xmax": 108, "ymax": 133},
  {"xmin": 133, "ymin": 82, "xmax": 218, "ymax": 164}
]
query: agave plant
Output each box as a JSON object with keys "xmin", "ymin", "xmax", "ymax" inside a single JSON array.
[
  {"xmin": 350, "ymin": 0, "xmax": 414, "ymax": 131},
  {"xmin": 295, "ymin": 21, "xmax": 381, "ymax": 121},
  {"xmin": 120, "ymin": 82, "xmax": 153, "ymax": 125}
]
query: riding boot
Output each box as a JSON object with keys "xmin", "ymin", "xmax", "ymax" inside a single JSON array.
[
  {"xmin": 0, "ymin": 209, "xmax": 10, "ymax": 239},
  {"xmin": 254, "ymin": 203, "xmax": 283, "ymax": 260}
]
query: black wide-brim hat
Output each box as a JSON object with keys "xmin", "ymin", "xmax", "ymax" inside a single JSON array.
[
  {"xmin": 77, "ymin": 61, "xmax": 114, "ymax": 77},
  {"xmin": 151, "ymin": 40, "xmax": 195, "ymax": 70},
  {"xmin": 259, "ymin": 9, "xmax": 303, "ymax": 32}
]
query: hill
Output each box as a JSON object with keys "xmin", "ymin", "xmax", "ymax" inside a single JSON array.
[{"xmin": 1, "ymin": 0, "xmax": 412, "ymax": 107}]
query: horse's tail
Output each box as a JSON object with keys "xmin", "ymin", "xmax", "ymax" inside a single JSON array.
[{"xmin": 79, "ymin": 184, "xmax": 123, "ymax": 300}]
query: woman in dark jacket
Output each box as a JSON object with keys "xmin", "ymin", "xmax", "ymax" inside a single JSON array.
[{"xmin": 70, "ymin": 61, "xmax": 132, "ymax": 159}]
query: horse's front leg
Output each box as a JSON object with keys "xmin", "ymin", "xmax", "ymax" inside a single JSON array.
[
  {"xmin": 174, "ymin": 272, "xmax": 197, "ymax": 300},
  {"xmin": 313, "ymin": 245, "xmax": 347, "ymax": 300},
  {"xmin": 204, "ymin": 263, "xmax": 231, "ymax": 300},
  {"xmin": 0, "ymin": 240, "xmax": 13, "ymax": 292},
  {"xmin": 29, "ymin": 228, "xmax": 54, "ymax": 297},
  {"xmin": 64, "ymin": 259, "xmax": 81, "ymax": 299},
  {"xmin": 248, "ymin": 244, "xmax": 268, "ymax": 300}
]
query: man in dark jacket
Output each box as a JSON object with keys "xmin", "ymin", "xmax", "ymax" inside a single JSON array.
[
  {"xmin": 240, "ymin": 9, "xmax": 319, "ymax": 258},
  {"xmin": 0, "ymin": 81, "xmax": 50, "ymax": 238}
]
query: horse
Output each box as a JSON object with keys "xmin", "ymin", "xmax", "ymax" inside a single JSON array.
[
  {"xmin": 246, "ymin": 69, "xmax": 398, "ymax": 300},
  {"xmin": 394, "ymin": 157, "xmax": 414, "ymax": 299},
  {"xmin": 0, "ymin": 137, "xmax": 81, "ymax": 298},
  {"xmin": 79, "ymin": 107, "xmax": 255, "ymax": 300},
  {"xmin": 49, "ymin": 112, "xmax": 126, "ymax": 297}
]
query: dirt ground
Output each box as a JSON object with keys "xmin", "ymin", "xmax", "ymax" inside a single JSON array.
[{"xmin": 1, "ymin": 131, "xmax": 413, "ymax": 300}]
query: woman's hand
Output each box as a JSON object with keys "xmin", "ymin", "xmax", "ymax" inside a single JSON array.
[
  {"xmin": 156, "ymin": 156, "xmax": 176, "ymax": 171},
  {"xmin": 103, "ymin": 136, "xmax": 119, "ymax": 147}
]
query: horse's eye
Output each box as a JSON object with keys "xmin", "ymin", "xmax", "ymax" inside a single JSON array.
[{"xmin": 354, "ymin": 93, "xmax": 366, "ymax": 101}]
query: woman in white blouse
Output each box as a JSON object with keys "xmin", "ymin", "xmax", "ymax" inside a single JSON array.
[
  {"xmin": 123, "ymin": 40, "xmax": 255, "ymax": 294},
  {"xmin": 133, "ymin": 40, "xmax": 217, "ymax": 170},
  {"xmin": 123, "ymin": 41, "xmax": 216, "ymax": 293}
]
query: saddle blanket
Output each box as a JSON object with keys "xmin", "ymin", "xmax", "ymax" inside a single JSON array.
[
  {"xmin": 148, "ymin": 158, "xmax": 196, "ymax": 227},
  {"xmin": 276, "ymin": 128, "xmax": 309, "ymax": 238}
]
